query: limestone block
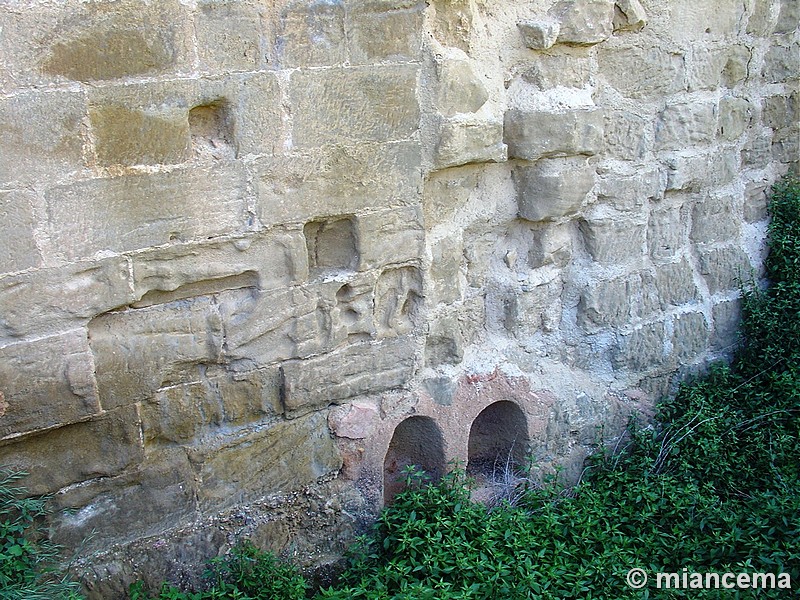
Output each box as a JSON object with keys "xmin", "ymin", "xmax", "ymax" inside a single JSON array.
[
  {"xmin": 517, "ymin": 20, "xmax": 560, "ymax": 50},
  {"xmin": 275, "ymin": 0, "xmax": 346, "ymax": 67},
  {"xmin": 195, "ymin": 0, "xmax": 265, "ymax": 72},
  {"xmin": 0, "ymin": 331, "xmax": 99, "ymax": 440},
  {"xmin": 743, "ymin": 180, "xmax": 769, "ymax": 224},
  {"xmin": 722, "ymin": 46, "xmax": 751, "ymax": 86},
  {"xmin": 717, "ymin": 97, "xmax": 752, "ymax": 141},
  {"xmin": 579, "ymin": 217, "xmax": 646, "ymax": 265},
  {"xmin": 430, "ymin": 233, "xmax": 464, "ymax": 305},
  {"xmin": 520, "ymin": 54, "xmax": 591, "ymax": 89},
  {"xmin": 218, "ymin": 286, "xmax": 317, "ymax": 368},
  {"xmin": 328, "ymin": 400, "xmax": 380, "ymax": 440},
  {"xmin": 90, "ymin": 104, "xmax": 190, "ymax": 167},
  {"xmin": 132, "ymin": 231, "xmax": 307, "ymax": 306},
  {"xmin": 613, "ymin": 0, "xmax": 647, "ymax": 32},
  {"xmin": 613, "ymin": 322, "xmax": 666, "ymax": 371},
  {"xmin": 434, "ymin": 60, "xmax": 489, "ymax": 117},
  {"xmin": 578, "ymin": 275, "xmax": 637, "ymax": 329},
  {"xmin": 711, "ymin": 298, "xmax": 741, "ymax": 352},
  {"xmin": 506, "ymin": 275, "xmax": 563, "ymax": 336},
  {"xmin": 595, "ymin": 167, "xmax": 661, "ymax": 211},
  {"xmin": 529, "ymin": 223, "xmax": 573, "ymax": 268},
  {"xmin": 141, "ymin": 381, "xmax": 222, "ymax": 446},
  {"xmin": 89, "ymin": 298, "xmax": 224, "ymax": 410},
  {"xmin": 49, "ymin": 448, "xmax": 196, "ymax": 553},
  {"xmin": 655, "ymin": 259, "xmax": 700, "ymax": 308},
  {"xmin": 762, "ymin": 93, "xmax": 797, "ymax": 131},
  {"xmin": 687, "ymin": 47, "xmax": 728, "ymax": 91},
  {"xmin": 697, "ymin": 246, "xmax": 751, "ymax": 294},
  {"xmin": 763, "ymin": 39, "xmax": 800, "ymax": 84},
  {"xmin": 0, "ymin": 190, "xmax": 40, "ymax": 274},
  {"xmin": 648, "ymin": 206, "xmax": 687, "ymax": 262},
  {"xmin": 514, "ymin": 157, "xmax": 595, "ymax": 222},
  {"xmin": 207, "ymin": 367, "xmax": 283, "ymax": 423},
  {"xmin": 281, "ymin": 337, "xmax": 416, "ymax": 413},
  {"xmin": 0, "ymin": 405, "xmax": 143, "ymax": 496},
  {"xmin": 0, "ymin": 90, "xmax": 86, "ymax": 187},
  {"xmin": 196, "ymin": 411, "xmax": 342, "ymax": 509},
  {"xmin": 374, "ymin": 266, "xmax": 423, "ymax": 338},
  {"xmin": 425, "ymin": 313, "xmax": 465, "ymax": 367},
  {"xmin": 775, "ymin": 0, "xmax": 800, "ymax": 34},
  {"xmin": 741, "ymin": 133, "xmax": 773, "ymax": 169},
  {"xmin": 357, "ymin": 207, "xmax": 424, "ymax": 271},
  {"xmin": 691, "ymin": 193, "xmax": 740, "ymax": 245},
  {"xmin": 655, "ymin": 101, "xmax": 717, "ymax": 151},
  {"xmin": 597, "ymin": 45, "xmax": 683, "ymax": 99},
  {"xmin": 504, "ymin": 108, "xmax": 604, "ymax": 160},
  {"xmin": 667, "ymin": 0, "xmax": 741, "ymax": 41},
  {"xmin": 422, "ymin": 168, "xmax": 478, "ymax": 228},
  {"xmin": 229, "ymin": 72, "xmax": 284, "ymax": 158},
  {"xmin": 46, "ymin": 163, "xmax": 248, "ymax": 260},
  {"xmin": 672, "ymin": 312, "xmax": 708, "ymax": 363},
  {"xmin": 348, "ymin": 5, "xmax": 424, "ymax": 64},
  {"xmin": 772, "ymin": 126, "xmax": 799, "ymax": 165},
  {"xmin": 290, "ymin": 65, "xmax": 419, "ymax": 147},
  {"xmin": 550, "ymin": 0, "xmax": 615, "ymax": 45},
  {"xmin": 746, "ymin": 0, "xmax": 775, "ymax": 36},
  {"xmin": 39, "ymin": 0, "xmax": 192, "ymax": 82},
  {"xmin": 429, "ymin": 0, "xmax": 473, "ymax": 52},
  {"xmin": 434, "ymin": 118, "xmax": 507, "ymax": 169},
  {"xmin": 663, "ymin": 150, "xmax": 737, "ymax": 192},
  {"xmin": 0, "ymin": 257, "xmax": 133, "ymax": 341},
  {"xmin": 603, "ymin": 111, "xmax": 648, "ymax": 160}
]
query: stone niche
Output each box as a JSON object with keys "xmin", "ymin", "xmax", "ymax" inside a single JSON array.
[{"xmin": 0, "ymin": 0, "xmax": 794, "ymax": 595}]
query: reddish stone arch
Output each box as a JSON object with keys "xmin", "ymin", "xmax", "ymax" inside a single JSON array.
[{"xmin": 383, "ymin": 416, "xmax": 446, "ymax": 505}]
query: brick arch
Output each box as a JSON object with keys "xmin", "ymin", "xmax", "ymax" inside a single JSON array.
[
  {"xmin": 383, "ymin": 415, "xmax": 446, "ymax": 505},
  {"xmin": 467, "ymin": 400, "xmax": 529, "ymax": 476}
]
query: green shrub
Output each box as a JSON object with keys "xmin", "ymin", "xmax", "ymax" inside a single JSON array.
[{"xmin": 0, "ymin": 469, "xmax": 83, "ymax": 600}]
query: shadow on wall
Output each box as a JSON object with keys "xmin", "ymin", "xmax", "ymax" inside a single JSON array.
[{"xmin": 382, "ymin": 401, "xmax": 530, "ymax": 504}]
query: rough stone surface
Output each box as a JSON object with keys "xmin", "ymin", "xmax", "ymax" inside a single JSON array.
[
  {"xmin": 505, "ymin": 109, "xmax": 604, "ymax": 160},
  {"xmin": 514, "ymin": 158, "xmax": 595, "ymax": 222},
  {"xmin": 550, "ymin": 0, "xmax": 615, "ymax": 45},
  {"xmin": 434, "ymin": 118, "xmax": 507, "ymax": 169},
  {"xmin": 0, "ymin": 190, "xmax": 41, "ymax": 274},
  {"xmin": 517, "ymin": 20, "xmax": 560, "ymax": 50}
]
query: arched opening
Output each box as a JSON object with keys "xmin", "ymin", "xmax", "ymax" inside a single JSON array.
[
  {"xmin": 383, "ymin": 416, "xmax": 445, "ymax": 505},
  {"xmin": 467, "ymin": 401, "xmax": 528, "ymax": 478}
]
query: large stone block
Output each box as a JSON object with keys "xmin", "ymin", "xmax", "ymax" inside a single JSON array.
[
  {"xmin": 430, "ymin": 233, "xmax": 464, "ymax": 305},
  {"xmin": 429, "ymin": 0, "xmax": 473, "ymax": 52},
  {"xmin": 0, "ymin": 190, "xmax": 41, "ymax": 274},
  {"xmin": 506, "ymin": 273, "xmax": 564, "ymax": 336},
  {"xmin": 549, "ymin": 0, "xmax": 615, "ymax": 45},
  {"xmin": 289, "ymin": 65, "xmax": 419, "ymax": 147},
  {"xmin": 613, "ymin": 322, "xmax": 666, "ymax": 372},
  {"xmin": 648, "ymin": 205, "xmax": 687, "ymax": 262},
  {"xmin": 357, "ymin": 207, "xmax": 425, "ymax": 271},
  {"xmin": 717, "ymin": 96, "xmax": 752, "ymax": 141},
  {"xmin": 195, "ymin": 411, "xmax": 341, "ymax": 510},
  {"xmin": 529, "ymin": 223, "xmax": 573, "ymax": 268},
  {"xmin": 504, "ymin": 108, "xmax": 604, "ymax": 160},
  {"xmin": 425, "ymin": 313, "xmax": 465, "ymax": 367},
  {"xmin": 654, "ymin": 259, "xmax": 700, "ymax": 308},
  {"xmin": 141, "ymin": 381, "xmax": 223, "ymax": 446},
  {"xmin": 613, "ymin": 0, "xmax": 647, "ymax": 32},
  {"xmin": 39, "ymin": 0, "xmax": 192, "ymax": 82},
  {"xmin": 206, "ymin": 367, "xmax": 283, "ymax": 424},
  {"xmin": 514, "ymin": 157, "xmax": 595, "ymax": 222},
  {"xmin": 578, "ymin": 275, "xmax": 639, "ymax": 329},
  {"xmin": 275, "ymin": 0, "xmax": 346, "ymax": 67},
  {"xmin": 743, "ymin": 180, "xmax": 769, "ymax": 224},
  {"xmin": 434, "ymin": 118, "xmax": 507, "ymax": 169},
  {"xmin": 722, "ymin": 45, "xmax": 751, "ymax": 86},
  {"xmin": 0, "ymin": 257, "xmax": 133, "ymax": 341},
  {"xmin": 672, "ymin": 312, "xmax": 708, "ymax": 363},
  {"xmin": 374, "ymin": 266, "xmax": 423, "ymax": 338},
  {"xmin": 132, "ymin": 231, "xmax": 307, "ymax": 306},
  {"xmin": 595, "ymin": 167, "xmax": 661, "ymax": 211},
  {"xmin": 89, "ymin": 298, "xmax": 224, "ymax": 410},
  {"xmin": 775, "ymin": 0, "xmax": 800, "ymax": 34},
  {"xmin": 517, "ymin": 19, "xmax": 560, "ymax": 50},
  {"xmin": 741, "ymin": 132, "xmax": 773, "ymax": 169},
  {"xmin": 519, "ymin": 54, "xmax": 591, "ymax": 89},
  {"xmin": 46, "ymin": 163, "xmax": 248, "ymax": 260},
  {"xmin": 597, "ymin": 45, "xmax": 684, "ymax": 100},
  {"xmin": 697, "ymin": 246, "xmax": 752, "ymax": 294},
  {"xmin": 348, "ymin": 4, "xmax": 424, "ymax": 64},
  {"xmin": 690, "ymin": 193, "xmax": 740, "ymax": 245},
  {"xmin": 663, "ymin": 150, "xmax": 737, "ymax": 192},
  {"xmin": 603, "ymin": 111, "xmax": 648, "ymax": 160},
  {"xmin": 655, "ymin": 101, "xmax": 717, "ymax": 151},
  {"xmin": 0, "ymin": 90, "xmax": 86, "ymax": 187},
  {"xmin": 422, "ymin": 168, "xmax": 478, "ymax": 228},
  {"xmin": 0, "ymin": 405, "xmax": 143, "ymax": 496},
  {"xmin": 667, "ymin": 0, "xmax": 741, "ymax": 41},
  {"xmin": 195, "ymin": 0, "xmax": 265, "ymax": 72},
  {"xmin": 0, "ymin": 331, "xmax": 100, "ymax": 440},
  {"xmin": 711, "ymin": 298, "xmax": 741, "ymax": 352},
  {"xmin": 434, "ymin": 59, "xmax": 489, "ymax": 117},
  {"xmin": 580, "ymin": 217, "xmax": 646, "ymax": 265},
  {"xmin": 762, "ymin": 93, "xmax": 798, "ymax": 131},
  {"xmin": 281, "ymin": 337, "xmax": 416, "ymax": 414},
  {"xmin": 255, "ymin": 142, "xmax": 421, "ymax": 226},
  {"xmin": 763, "ymin": 38, "xmax": 800, "ymax": 84},
  {"xmin": 50, "ymin": 448, "xmax": 196, "ymax": 553}
]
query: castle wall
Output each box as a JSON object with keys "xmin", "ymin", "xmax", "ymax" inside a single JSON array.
[{"xmin": 0, "ymin": 0, "xmax": 797, "ymax": 594}]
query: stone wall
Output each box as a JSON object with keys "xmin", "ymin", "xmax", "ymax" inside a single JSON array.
[{"xmin": 0, "ymin": 0, "xmax": 797, "ymax": 595}]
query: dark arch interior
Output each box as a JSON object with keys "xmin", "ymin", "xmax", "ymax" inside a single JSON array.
[
  {"xmin": 467, "ymin": 401, "xmax": 528, "ymax": 477},
  {"xmin": 383, "ymin": 416, "xmax": 446, "ymax": 505}
]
